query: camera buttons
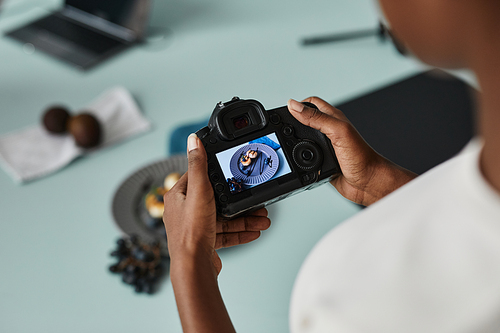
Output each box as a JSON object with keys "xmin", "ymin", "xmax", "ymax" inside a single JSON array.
[
  {"xmin": 283, "ymin": 126, "xmax": 294, "ymax": 136},
  {"xmin": 302, "ymin": 172, "xmax": 317, "ymax": 184},
  {"xmin": 292, "ymin": 141, "xmax": 323, "ymax": 170},
  {"xmin": 210, "ymin": 173, "xmax": 221, "ymax": 182},
  {"xmin": 209, "ymin": 138, "xmax": 218, "ymax": 144},
  {"xmin": 220, "ymin": 195, "xmax": 228, "ymax": 203},
  {"xmin": 302, "ymin": 150, "xmax": 313, "ymax": 161},
  {"xmin": 270, "ymin": 114, "xmax": 281, "ymax": 124},
  {"xmin": 215, "ymin": 184, "xmax": 225, "ymax": 192},
  {"xmin": 208, "ymin": 163, "xmax": 216, "ymax": 172}
]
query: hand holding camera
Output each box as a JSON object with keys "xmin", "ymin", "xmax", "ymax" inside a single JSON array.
[
  {"xmin": 162, "ymin": 133, "xmax": 271, "ymax": 275},
  {"xmin": 288, "ymin": 97, "xmax": 416, "ymax": 206},
  {"xmin": 196, "ymin": 97, "xmax": 342, "ymax": 219},
  {"xmin": 192, "ymin": 96, "xmax": 416, "ymax": 217}
]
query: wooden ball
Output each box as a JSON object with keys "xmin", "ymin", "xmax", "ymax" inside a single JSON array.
[
  {"xmin": 68, "ymin": 113, "xmax": 102, "ymax": 148},
  {"xmin": 42, "ymin": 106, "xmax": 71, "ymax": 134}
]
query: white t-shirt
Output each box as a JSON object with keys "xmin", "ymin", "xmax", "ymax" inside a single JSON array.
[{"xmin": 290, "ymin": 139, "xmax": 500, "ymax": 333}]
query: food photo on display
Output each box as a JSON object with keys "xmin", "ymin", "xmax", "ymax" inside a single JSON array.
[{"xmin": 215, "ymin": 133, "xmax": 292, "ymax": 194}]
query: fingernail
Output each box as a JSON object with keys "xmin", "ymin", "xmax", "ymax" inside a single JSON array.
[
  {"xmin": 187, "ymin": 133, "xmax": 199, "ymax": 152},
  {"xmin": 288, "ymin": 99, "xmax": 304, "ymax": 113}
]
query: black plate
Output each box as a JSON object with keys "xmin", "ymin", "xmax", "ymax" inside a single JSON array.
[{"xmin": 111, "ymin": 155, "xmax": 188, "ymax": 256}]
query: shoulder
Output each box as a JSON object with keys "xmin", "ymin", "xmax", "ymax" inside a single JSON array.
[{"xmin": 290, "ymin": 139, "xmax": 500, "ymax": 333}]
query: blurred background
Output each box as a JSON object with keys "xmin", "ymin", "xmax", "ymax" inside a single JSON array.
[{"xmin": 0, "ymin": 0, "xmax": 475, "ymax": 332}]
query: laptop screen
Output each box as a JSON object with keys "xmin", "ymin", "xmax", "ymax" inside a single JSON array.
[{"xmin": 65, "ymin": 0, "xmax": 150, "ymax": 38}]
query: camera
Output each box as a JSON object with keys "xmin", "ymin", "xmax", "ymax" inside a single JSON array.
[{"xmin": 196, "ymin": 97, "xmax": 341, "ymax": 219}]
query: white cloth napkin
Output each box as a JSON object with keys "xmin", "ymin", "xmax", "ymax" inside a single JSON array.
[{"xmin": 0, "ymin": 87, "xmax": 151, "ymax": 183}]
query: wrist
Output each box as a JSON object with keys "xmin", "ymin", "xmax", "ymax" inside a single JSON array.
[
  {"xmin": 170, "ymin": 246, "xmax": 217, "ymax": 286},
  {"xmin": 365, "ymin": 156, "xmax": 417, "ymax": 205},
  {"xmin": 168, "ymin": 243, "xmax": 234, "ymax": 333},
  {"xmin": 168, "ymin": 238, "xmax": 213, "ymax": 263}
]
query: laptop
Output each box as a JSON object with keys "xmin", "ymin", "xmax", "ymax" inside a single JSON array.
[{"xmin": 5, "ymin": 0, "xmax": 151, "ymax": 70}]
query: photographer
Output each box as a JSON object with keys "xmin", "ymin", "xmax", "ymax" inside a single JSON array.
[{"xmin": 163, "ymin": 0, "xmax": 500, "ymax": 332}]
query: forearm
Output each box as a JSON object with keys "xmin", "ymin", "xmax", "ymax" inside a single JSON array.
[{"xmin": 170, "ymin": 249, "xmax": 235, "ymax": 333}]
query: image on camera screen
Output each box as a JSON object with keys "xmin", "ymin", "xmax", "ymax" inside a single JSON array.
[{"xmin": 215, "ymin": 133, "xmax": 292, "ymax": 194}]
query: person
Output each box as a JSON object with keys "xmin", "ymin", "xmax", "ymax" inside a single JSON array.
[{"xmin": 163, "ymin": 0, "xmax": 500, "ymax": 331}]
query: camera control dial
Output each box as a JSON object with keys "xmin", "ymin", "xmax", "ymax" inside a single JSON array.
[{"xmin": 292, "ymin": 140, "xmax": 323, "ymax": 171}]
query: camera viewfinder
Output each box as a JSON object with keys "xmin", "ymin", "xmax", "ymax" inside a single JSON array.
[{"xmin": 233, "ymin": 115, "xmax": 250, "ymax": 130}]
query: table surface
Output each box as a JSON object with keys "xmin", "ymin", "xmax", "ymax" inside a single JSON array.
[{"xmin": 0, "ymin": 0, "xmax": 425, "ymax": 331}]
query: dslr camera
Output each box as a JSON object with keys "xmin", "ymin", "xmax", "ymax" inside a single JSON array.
[{"xmin": 196, "ymin": 97, "xmax": 341, "ymax": 219}]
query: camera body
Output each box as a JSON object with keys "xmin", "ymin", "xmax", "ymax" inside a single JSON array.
[{"xmin": 196, "ymin": 97, "xmax": 341, "ymax": 219}]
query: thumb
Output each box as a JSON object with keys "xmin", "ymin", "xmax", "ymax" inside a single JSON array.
[
  {"xmin": 287, "ymin": 99, "xmax": 346, "ymax": 144},
  {"xmin": 186, "ymin": 133, "xmax": 211, "ymax": 196}
]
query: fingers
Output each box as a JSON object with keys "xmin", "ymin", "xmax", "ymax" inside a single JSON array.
[
  {"xmin": 215, "ymin": 213, "xmax": 271, "ymax": 249},
  {"xmin": 215, "ymin": 231, "xmax": 262, "ymax": 249},
  {"xmin": 186, "ymin": 133, "xmax": 212, "ymax": 197},
  {"xmin": 244, "ymin": 207, "xmax": 268, "ymax": 217},
  {"xmin": 288, "ymin": 99, "xmax": 349, "ymax": 144},
  {"xmin": 216, "ymin": 214, "xmax": 271, "ymax": 233},
  {"xmin": 300, "ymin": 96, "xmax": 349, "ymax": 121},
  {"xmin": 213, "ymin": 251, "xmax": 222, "ymax": 276},
  {"xmin": 168, "ymin": 171, "xmax": 188, "ymax": 195},
  {"xmin": 163, "ymin": 173, "xmax": 188, "ymax": 218}
]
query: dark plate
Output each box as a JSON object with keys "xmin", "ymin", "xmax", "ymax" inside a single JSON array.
[
  {"xmin": 229, "ymin": 143, "xmax": 279, "ymax": 185},
  {"xmin": 111, "ymin": 155, "xmax": 188, "ymax": 256}
]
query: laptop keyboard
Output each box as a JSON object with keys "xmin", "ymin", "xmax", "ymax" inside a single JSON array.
[{"xmin": 33, "ymin": 14, "xmax": 125, "ymax": 54}]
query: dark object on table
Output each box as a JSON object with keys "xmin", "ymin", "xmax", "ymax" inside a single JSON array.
[
  {"xmin": 196, "ymin": 97, "xmax": 340, "ymax": 219},
  {"xmin": 68, "ymin": 113, "xmax": 102, "ymax": 148},
  {"xmin": 337, "ymin": 70, "xmax": 476, "ymax": 175},
  {"xmin": 111, "ymin": 156, "xmax": 188, "ymax": 256},
  {"xmin": 168, "ymin": 119, "xmax": 208, "ymax": 155},
  {"xmin": 42, "ymin": 106, "xmax": 71, "ymax": 134},
  {"xmin": 302, "ymin": 22, "xmax": 387, "ymax": 46},
  {"xmin": 4, "ymin": 0, "xmax": 151, "ymax": 70},
  {"xmin": 302, "ymin": 22, "xmax": 408, "ymax": 55},
  {"xmin": 108, "ymin": 235, "xmax": 165, "ymax": 294}
]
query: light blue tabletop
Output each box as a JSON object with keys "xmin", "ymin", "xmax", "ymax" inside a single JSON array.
[{"xmin": 0, "ymin": 0, "xmax": 423, "ymax": 331}]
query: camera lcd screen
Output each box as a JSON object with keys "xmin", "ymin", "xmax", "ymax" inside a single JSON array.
[{"xmin": 215, "ymin": 133, "xmax": 292, "ymax": 194}]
